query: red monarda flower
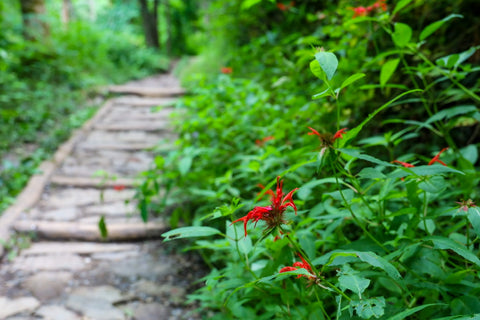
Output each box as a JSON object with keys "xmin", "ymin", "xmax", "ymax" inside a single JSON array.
[
  {"xmin": 113, "ymin": 184, "xmax": 126, "ymax": 191},
  {"xmin": 308, "ymin": 127, "xmax": 347, "ymax": 148},
  {"xmin": 393, "ymin": 160, "xmax": 415, "ymax": 168},
  {"xmin": 277, "ymin": 1, "xmax": 295, "ymax": 11},
  {"xmin": 280, "ymin": 255, "xmax": 315, "ymax": 279},
  {"xmin": 352, "ymin": 6, "xmax": 368, "ymax": 17},
  {"xmin": 456, "ymin": 199, "xmax": 477, "ymax": 212},
  {"xmin": 428, "ymin": 147, "xmax": 448, "ymax": 166},
  {"xmin": 255, "ymin": 136, "xmax": 275, "ymax": 147},
  {"xmin": 220, "ymin": 67, "xmax": 233, "ymax": 74},
  {"xmin": 352, "ymin": 0, "xmax": 387, "ymax": 18},
  {"xmin": 232, "ymin": 176, "xmax": 298, "ymax": 237}
]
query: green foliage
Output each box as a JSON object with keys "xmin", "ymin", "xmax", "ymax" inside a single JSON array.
[
  {"xmin": 0, "ymin": 0, "xmax": 170, "ymax": 213},
  {"xmin": 139, "ymin": 0, "xmax": 479, "ymax": 318}
]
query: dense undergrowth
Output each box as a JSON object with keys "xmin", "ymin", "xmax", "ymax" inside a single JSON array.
[
  {"xmin": 0, "ymin": 0, "xmax": 169, "ymax": 212},
  {"xmin": 137, "ymin": 0, "xmax": 480, "ymax": 319}
]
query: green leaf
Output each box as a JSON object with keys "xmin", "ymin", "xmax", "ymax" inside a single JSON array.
[
  {"xmin": 380, "ymin": 58, "xmax": 400, "ymax": 87},
  {"xmin": 420, "ymin": 14, "xmax": 463, "ymax": 41},
  {"xmin": 338, "ymin": 148, "xmax": 395, "ymax": 167},
  {"xmin": 426, "ymin": 236, "xmax": 480, "ymax": 267},
  {"xmin": 425, "ymin": 105, "xmax": 477, "ymax": 124},
  {"xmin": 339, "ymin": 73, "xmax": 365, "ymax": 91},
  {"xmin": 240, "ymin": 0, "xmax": 262, "ymax": 10},
  {"xmin": 338, "ymin": 89, "xmax": 422, "ymax": 148},
  {"xmin": 352, "ymin": 297, "xmax": 386, "ymax": 319},
  {"xmin": 386, "ymin": 303, "xmax": 440, "ymax": 320},
  {"xmin": 409, "ymin": 165, "xmax": 465, "ymax": 176},
  {"xmin": 312, "ymin": 88, "xmax": 332, "ymax": 100},
  {"xmin": 162, "ymin": 226, "xmax": 222, "ymax": 241},
  {"xmin": 356, "ymin": 251, "xmax": 402, "ymax": 280},
  {"xmin": 178, "ymin": 156, "xmax": 193, "ymax": 176},
  {"xmin": 392, "ymin": 23, "xmax": 412, "ymax": 47},
  {"xmin": 393, "ymin": 0, "xmax": 413, "ymax": 15},
  {"xmin": 315, "ymin": 51, "xmax": 338, "ymax": 80},
  {"xmin": 98, "ymin": 215, "xmax": 108, "ymax": 239},
  {"xmin": 467, "ymin": 207, "xmax": 480, "ymax": 237},
  {"xmin": 339, "ymin": 274, "xmax": 370, "ymax": 297},
  {"xmin": 418, "ymin": 175, "xmax": 446, "ymax": 193},
  {"xmin": 309, "ymin": 59, "xmax": 324, "ymax": 79},
  {"xmin": 357, "ymin": 167, "xmax": 386, "ymax": 179}
]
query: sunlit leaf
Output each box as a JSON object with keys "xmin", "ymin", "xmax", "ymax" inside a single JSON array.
[
  {"xmin": 315, "ymin": 51, "xmax": 338, "ymax": 80},
  {"xmin": 420, "ymin": 14, "xmax": 463, "ymax": 41},
  {"xmin": 162, "ymin": 226, "xmax": 222, "ymax": 241},
  {"xmin": 380, "ymin": 58, "xmax": 400, "ymax": 87}
]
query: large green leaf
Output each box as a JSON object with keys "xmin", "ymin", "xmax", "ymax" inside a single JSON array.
[
  {"xmin": 339, "ymin": 73, "xmax": 365, "ymax": 91},
  {"xmin": 392, "ymin": 23, "xmax": 412, "ymax": 47},
  {"xmin": 352, "ymin": 297, "xmax": 386, "ymax": 319},
  {"xmin": 420, "ymin": 14, "xmax": 463, "ymax": 41},
  {"xmin": 467, "ymin": 207, "xmax": 480, "ymax": 237},
  {"xmin": 162, "ymin": 226, "xmax": 222, "ymax": 241},
  {"xmin": 380, "ymin": 58, "xmax": 400, "ymax": 87},
  {"xmin": 339, "ymin": 274, "xmax": 370, "ymax": 296},
  {"xmin": 315, "ymin": 51, "xmax": 338, "ymax": 80},
  {"xmin": 338, "ymin": 148, "xmax": 395, "ymax": 167},
  {"xmin": 426, "ymin": 236, "xmax": 480, "ymax": 267}
]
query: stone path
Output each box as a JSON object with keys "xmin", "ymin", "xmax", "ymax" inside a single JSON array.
[{"xmin": 0, "ymin": 73, "xmax": 205, "ymax": 319}]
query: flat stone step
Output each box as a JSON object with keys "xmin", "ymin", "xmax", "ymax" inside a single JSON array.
[
  {"xmin": 14, "ymin": 220, "xmax": 168, "ymax": 241},
  {"xmin": 50, "ymin": 175, "xmax": 136, "ymax": 188},
  {"xmin": 93, "ymin": 121, "xmax": 170, "ymax": 131},
  {"xmin": 112, "ymin": 96, "xmax": 178, "ymax": 107},
  {"xmin": 78, "ymin": 142, "xmax": 156, "ymax": 151},
  {"xmin": 21, "ymin": 242, "xmax": 139, "ymax": 255},
  {"xmin": 108, "ymin": 86, "xmax": 186, "ymax": 97}
]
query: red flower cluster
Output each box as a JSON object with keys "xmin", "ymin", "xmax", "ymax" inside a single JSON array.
[
  {"xmin": 113, "ymin": 184, "xmax": 126, "ymax": 191},
  {"xmin": 277, "ymin": 1, "xmax": 295, "ymax": 11},
  {"xmin": 232, "ymin": 176, "xmax": 298, "ymax": 237},
  {"xmin": 352, "ymin": 0, "xmax": 387, "ymax": 18},
  {"xmin": 456, "ymin": 199, "xmax": 477, "ymax": 212},
  {"xmin": 279, "ymin": 255, "xmax": 315, "ymax": 279},
  {"xmin": 394, "ymin": 147, "xmax": 449, "ymax": 168},
  {"xmin": 308, "ymin": 127, "xmax": 347, "ymax": 148},
  {"xmin": 255, "ymin": 136, "xmax": 275, "ymax": 147},
  {"xmin": 220, "ymin": 67, "xmax": 233, "ymax": 74}
]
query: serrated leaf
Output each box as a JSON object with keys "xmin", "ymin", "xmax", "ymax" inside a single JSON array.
[
  {"xmin": 315, "ymin": 51, "xmax": 338, "ymax": 80},
  {"xmin": 162, "ymin": 226, "xmax": 221, "ymax": 241},
  {"xmin": 410, "ymin": 165, "xmax": 464, "ymax": 176},
  {"xmin": 356, "ymin": 251, "xmax": 402, "ymax": 280},
  {"xmin": 380, "ymin": 58, "xmax": 400, "ymax": 87},
  {"xmin": 358, "ymin": 167, "xmax": 386, "ymax": 179},
  {"xmin": 392, "ymin": 23, "xmax": 412, "ymax": 47},
  {"xmin": 339, "ymin": 274, "xmax": 370, "ymax": 296},
  {"xmin": 426, "ymin": 236, "xmax": 480, "ymax": 267},
  {"xmin": 339, "ymin": 73, "xmax": 365, "ymax": 91},
  {"xmin": 420, "ymin": 14, "xmax": 463, "ymax": 41},
  {"xmin": 352, "ymin": 297, "xmax": 386, "ymax": 319}
]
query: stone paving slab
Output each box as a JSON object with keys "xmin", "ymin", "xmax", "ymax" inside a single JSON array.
[{"xmin": 0, "ymin": 71, "xmax": 207, "ymax": 319}]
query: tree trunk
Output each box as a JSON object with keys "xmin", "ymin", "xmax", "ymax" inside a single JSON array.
[
  {"xmin": 61, "ymin": 0, "xmax": 74, "ymax": 26},
  {"xmin": 19, "ymin": 0, "xmax": 49, "ymax": 40},
  {"xmin": 138, "ymin": 0, "xmax": 160, "ymax": 49}
]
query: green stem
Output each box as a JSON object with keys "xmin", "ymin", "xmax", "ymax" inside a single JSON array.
[
  {"xmin": 422, "ymin": 191, "xmax": 431, "ymax": 235},
  {"xmin": 331, "ymin": 162, "xmax": 390, "ymax": 253}
]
